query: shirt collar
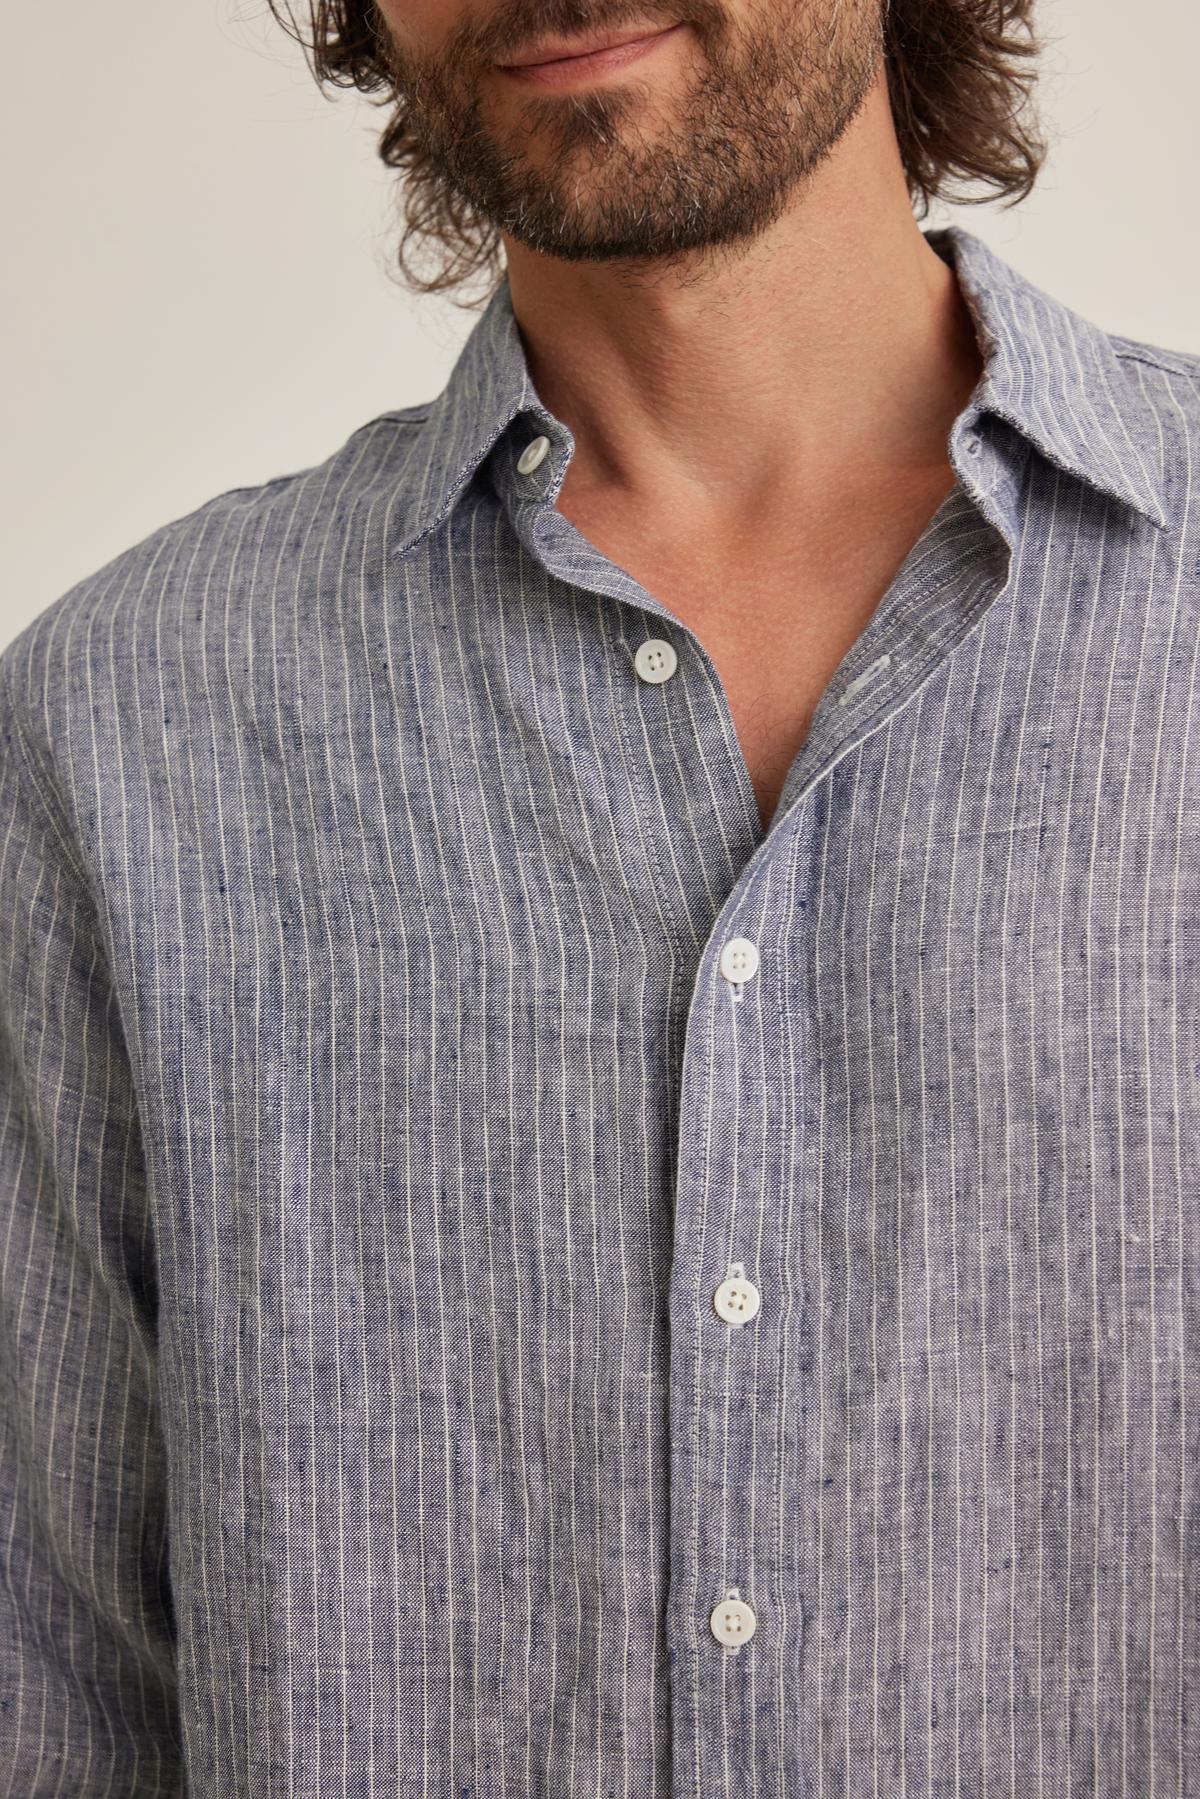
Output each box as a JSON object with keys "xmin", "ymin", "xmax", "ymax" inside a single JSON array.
[
  {"xmin": 388, "ymin": 221, "xmax": 1166, "ymax": 559},
  {"xmin": 928, "ymin": 224, "xmax": 1166, "ymax": 530}
]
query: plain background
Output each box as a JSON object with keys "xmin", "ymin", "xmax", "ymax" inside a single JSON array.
[{"xmin": 3, "ymin": 0, "xmax": 1197, "ymax": 655}]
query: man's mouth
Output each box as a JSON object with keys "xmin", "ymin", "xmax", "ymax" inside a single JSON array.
[{"xmin": 496, "ymin": 21, "xmax": 686, "ymax": 86}]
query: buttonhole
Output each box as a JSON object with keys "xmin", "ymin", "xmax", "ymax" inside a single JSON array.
[{"xmin": 838, "ymin": 652, "xmax": 893, "ymax": 707}]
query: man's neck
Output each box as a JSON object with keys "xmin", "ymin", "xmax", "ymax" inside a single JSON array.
[{"xmin": 501, "ymin": 73, "xmax": 985, "ymax": 543}]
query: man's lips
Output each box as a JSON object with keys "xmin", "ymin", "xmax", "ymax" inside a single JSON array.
[{"xmin": 496, "ymin": 21, "xmax": 684, "ymax": 81}]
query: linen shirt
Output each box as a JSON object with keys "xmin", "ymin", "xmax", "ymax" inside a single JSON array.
[{"xmin": 2, "ymin": 223, "xmax": 1199, "ymax": 1799}]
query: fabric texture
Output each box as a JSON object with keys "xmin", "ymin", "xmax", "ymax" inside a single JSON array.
[{"xmin": 1, "ymin": 224, "xmax": 1198, "ymax": 1797}]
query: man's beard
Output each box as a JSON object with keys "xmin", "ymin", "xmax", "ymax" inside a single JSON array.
[{"xmin": 381, "ymin": 0, "xmax": 886, "ymax": 278}]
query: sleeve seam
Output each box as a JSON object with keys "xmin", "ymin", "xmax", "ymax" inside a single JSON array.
[{"xmin": 0, "ymin": 655, "xmax": 105, "ymax": 914}]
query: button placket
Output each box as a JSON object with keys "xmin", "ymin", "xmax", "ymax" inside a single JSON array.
[{"xmin": 703, "ymin": 931, "xmax": 766, "ymax": 1662}]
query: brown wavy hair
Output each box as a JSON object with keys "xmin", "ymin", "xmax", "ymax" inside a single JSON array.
[{"xmin": 263, "ymin": 1, "xmax": 1047, "ymax": 308}]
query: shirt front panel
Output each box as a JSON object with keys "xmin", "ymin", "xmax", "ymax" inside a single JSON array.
[{"xmin": 1, "ymin": 226, "xmax": 1198, "ymax": 1799}]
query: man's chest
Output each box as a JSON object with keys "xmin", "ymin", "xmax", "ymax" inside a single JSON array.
[{"xmin": 106, "ymin": 521, "xmax": 1200, "ymax": 1233}]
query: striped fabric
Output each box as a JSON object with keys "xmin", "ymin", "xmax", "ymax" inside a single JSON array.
[{"xmin": 1, "ymin": 222, "xmax": 1198, "ymax": 1798}]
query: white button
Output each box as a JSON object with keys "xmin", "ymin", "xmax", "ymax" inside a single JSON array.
[
  {"xmin": 634, "ymin": 638, "xmax": 677, "ymax": 684},
  {"xmin": 517, "ymin": 434, "xmax": 551, "ymax": 475},
  {"xmin": 709, "ymin": 1594, "xmax": 757, "ymax": 1648},
  {"xmin": 719, "ymin": 937, "xmax": 759, "ymax": 984},
  {"xmin": 713, "ymin": 1270, "xmax": 760, "ymax": 1325}
]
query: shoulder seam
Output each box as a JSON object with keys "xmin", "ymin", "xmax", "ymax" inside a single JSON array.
[
  {"xmin": 211, "ymin": 410, "xmax": 435, "ymax": 506},
  {"xmin": 1113, "ymin": 347, "xmax": 1200, "ymax": 382},
  {"xmin": 353, "ymin": 407, "xmax": 433, "ymax": 429}
]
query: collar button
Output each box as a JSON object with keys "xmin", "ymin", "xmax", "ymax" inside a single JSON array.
[{"xmin": 517, "ymin": 434, "xmax": 551, "ymax": 475}]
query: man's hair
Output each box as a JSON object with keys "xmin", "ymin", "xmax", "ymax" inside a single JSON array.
[{"xmin": 264, "ymin": 1, "xmax": 1047, "ymax": 309}]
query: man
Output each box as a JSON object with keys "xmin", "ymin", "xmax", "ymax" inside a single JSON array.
[{"xmin": 1, "ymin": 1, "xmax": 1196, "ymax": 1793}]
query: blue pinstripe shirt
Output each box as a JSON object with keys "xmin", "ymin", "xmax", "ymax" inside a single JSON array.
[{"xmin": 2, "ymin": 224, "xmax": 1199, "ymax": 1798}]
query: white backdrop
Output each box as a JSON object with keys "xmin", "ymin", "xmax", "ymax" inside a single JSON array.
[{"xmin": 3, "ymin": 0, "xmax": 1197, "ymax": 650}]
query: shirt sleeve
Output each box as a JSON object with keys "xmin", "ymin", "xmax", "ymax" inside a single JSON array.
[{"xmin": 0, "ymin": 653, "xmax": 184, "ymax": 1795}]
